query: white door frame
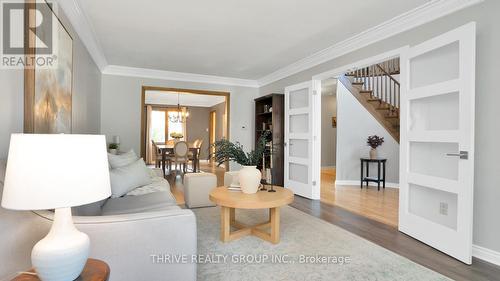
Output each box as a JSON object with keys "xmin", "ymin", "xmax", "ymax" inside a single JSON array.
[{"xmin": 311, "ymin": 47, "xmax": 406, "ymax": 188}]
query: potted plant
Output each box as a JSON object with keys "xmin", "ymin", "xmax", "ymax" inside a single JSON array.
[
  {"xmin": 108, "ymin": 143, "xmax": 119, "ymax": 155},
  {"xmin": 212, "ymin": 132, "xmax": 270, "ymax": 194},
  {"xmin": 367, "ymin": 135, "xmax": 384, "ymax": 159}
]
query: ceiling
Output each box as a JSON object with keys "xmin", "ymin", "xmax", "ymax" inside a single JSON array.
[
  {"xmin": 145, "ymin": 91, "xmax": 225, "ymax": 107},
  {"xmin": 77, "ymin": 0, "xmax": 430, "ymax": 80}
]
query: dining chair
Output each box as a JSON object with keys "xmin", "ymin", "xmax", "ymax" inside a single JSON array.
[
  {"xmin": 188, "ymin": 139, "xmax": 203, "ymax": 172},
  {"xmin": 171, "ymin": 141, "xmax": 189, "ymax": 174},
  {"xmin": 151, "ymin": 140, "xmax": 162, "ymax": 168}
]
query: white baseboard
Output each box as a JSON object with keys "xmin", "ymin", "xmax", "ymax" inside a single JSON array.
[
  {"xmin": 335, "ymin": 180, "xmax": 399, "ymax": 189},
  {"xmin": 473, "ymin": 244, "xmax": 500, "ymax": 266}
]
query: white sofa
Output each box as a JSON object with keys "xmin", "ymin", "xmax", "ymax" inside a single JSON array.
[{"xmin": 0, "ymin": 161, "xmax": 197, "ymax": 281}]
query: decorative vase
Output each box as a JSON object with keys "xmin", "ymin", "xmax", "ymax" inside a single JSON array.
[
  {"xmin": 369, "ymin": 148, "xmax": 377, "ymax": 159},
  {"xmin": 109, "ymin": 149, "xmax": 117, "ymax": 155},
  {"xmin": 239, "ymin": 166, "xmax": 261, "ymax": 194}
]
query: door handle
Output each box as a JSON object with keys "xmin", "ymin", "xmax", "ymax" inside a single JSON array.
[{"xmin": 445, "ymin": 151, "xmax": 468, "ymax": 160}]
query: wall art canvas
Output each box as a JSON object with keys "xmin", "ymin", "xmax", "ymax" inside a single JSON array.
[{"xmin": 24, "ymin": 1, "xmax": 73, "ymax": 133}]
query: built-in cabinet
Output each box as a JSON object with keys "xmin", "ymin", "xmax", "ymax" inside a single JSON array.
[{"xmin": 254, "ymin": 94, "xmax": 284, "ymax": 186}]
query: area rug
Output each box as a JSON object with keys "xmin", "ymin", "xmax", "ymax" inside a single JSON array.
[{"xmin": 192, "ymin": 206, "xmax": 449, "ymax": 281}]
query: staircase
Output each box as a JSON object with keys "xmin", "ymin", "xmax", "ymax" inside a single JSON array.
[{"xmin": 340, "ymin": 57, "xmax": 400, "ymax": 142}]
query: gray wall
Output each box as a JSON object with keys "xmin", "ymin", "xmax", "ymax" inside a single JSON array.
[
  {"xmin": 0, "ymin": 5, "xmax": 102, "ymax": 279},
  {"xmin": 259, "ymin": 0, "xmax": 500, "ymax": 253},
  {"xmin": 321, "ymin": 94, "xmax": 337, "ymax": 167},
  {"xmin": 336, "ymin": 82, "xmax": 399, "ymax": 183},
  {"xmin": 186, "ymin": 106, "xmax": 210, "ymax": 160},
  {"xmin": 210, "ymin": 101, "xmax": 227, "ymax": 141},
  {"xmin": 100, "ymin": 75, "xmax": 258, "ymax": 170}
]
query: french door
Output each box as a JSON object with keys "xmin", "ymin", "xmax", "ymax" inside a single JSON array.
[
  {"xmin": 284, "ymin": 81, "xmax": 321, "ymax": 199},
  {"xmin": 399, "ymin": 22, "xmax": 476, "ymax": 264}
]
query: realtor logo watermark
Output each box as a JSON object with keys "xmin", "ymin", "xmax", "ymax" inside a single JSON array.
[{"xmin": 1, "ymin": 0, "xmax": 58, "ymax": 69}]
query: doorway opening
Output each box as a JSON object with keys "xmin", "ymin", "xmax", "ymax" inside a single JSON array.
[
  {"xmin": 319, "ymin": 57, "xmax": 401, "ymax": 228},
  {"xmin": 140, "ymin": 86, "xmax": 230, "ymax": 173}
]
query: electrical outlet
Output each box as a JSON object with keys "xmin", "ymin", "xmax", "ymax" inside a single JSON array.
[{"xmin": 439, "ymin": 202, "xmax": 448, "ymax": 216}]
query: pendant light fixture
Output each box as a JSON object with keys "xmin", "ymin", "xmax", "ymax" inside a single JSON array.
[{"xmin": 169, "ymin": 92, "xmax": 189, "ymax": 123}]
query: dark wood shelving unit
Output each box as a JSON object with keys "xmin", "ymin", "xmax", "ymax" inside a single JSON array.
[{"xmin": 255, "ymin": 93, "xmax": 284, "ymax": 186}]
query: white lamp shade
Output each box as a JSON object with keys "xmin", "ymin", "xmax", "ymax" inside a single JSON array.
[{"xmin": 1, "ymin": 134, "xmax": 111, "ymax": 210}]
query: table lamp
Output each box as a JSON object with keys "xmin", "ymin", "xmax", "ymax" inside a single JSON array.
[{"xmin": 1, "ymin": 134, "xmax": 111, "ymax": 281}]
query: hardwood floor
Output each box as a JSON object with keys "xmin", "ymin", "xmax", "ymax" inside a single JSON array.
[
  {"xmin": 320, "ymin": 168, "xmax": 399, "ymax": 227},
  {"xmin": 291, "ymin": 196, "xmax": 500, "ymax": 281}
]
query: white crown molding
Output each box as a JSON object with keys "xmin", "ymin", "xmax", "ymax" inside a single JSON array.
[
  {"xmin": 103, "ymin": 65, "xmax": 260, "ymax": 88},
  {"xmin": 57, "ymin": 0, "xmax": 482, "ymax": 88},
  {"xmin": 258, "ymin": 0, "xmax": 484, "ymax": 86},
  {"xmin": 473, "ymin": 244, "xmax": 500, "ymax": 266},
  {"xmin": 55, "ymin": 0, "xmax": 107, "ymax": 70}
]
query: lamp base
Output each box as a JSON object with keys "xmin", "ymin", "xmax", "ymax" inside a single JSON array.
[{"xmin": 32, "ymin": 208, "xmax": 89, "ymax": 281}]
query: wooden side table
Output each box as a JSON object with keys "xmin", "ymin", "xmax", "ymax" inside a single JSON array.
[
  {"xmin": 11, "ymin": 259, "xmax": 110, "ymax": 281},
  {"xmin": 360, "ymin": 158, "xmax": 387, "ymax": 190}
]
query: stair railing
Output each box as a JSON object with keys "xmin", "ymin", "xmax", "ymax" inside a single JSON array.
[{"xmin": 349, "ymin": 57, "xmax": 400, "ymax": 111}]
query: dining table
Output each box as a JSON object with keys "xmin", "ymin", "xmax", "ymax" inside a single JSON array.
[{"xmin": 156, "ymin": 143, "xmax": 200, "ymax": 175}]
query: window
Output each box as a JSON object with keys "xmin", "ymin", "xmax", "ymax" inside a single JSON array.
[{"xmin": 151, "ymin": 110, "xmax": 166, "ymax": 142}]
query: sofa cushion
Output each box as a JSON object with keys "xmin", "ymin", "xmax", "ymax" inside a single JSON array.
[
  {"xmin": 109, "ymin": 158, "xmax": 152, "ymax": 198},
  {"xmin": 108, "ymin": 149, "xmax": 138, "ymax": 169},
  {"xmin": 126, "ymin": 174, "xmax": 170, "ymax": 196},
  {"xmin": 72, "ymin": 199, "xmax": 108, "ymax": 216},
  {"xmin": 102, "ymin": 191, "xmax": 178, "ymax": 216}
]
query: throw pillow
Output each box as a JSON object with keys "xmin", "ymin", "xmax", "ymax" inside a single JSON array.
[
  {"xmin": 108, "ymin": 149, "xmax": 138, "ymax": 169},
  {"xmin": 109, "ymin": 158, "xmax": 152, "ymax": 198}
]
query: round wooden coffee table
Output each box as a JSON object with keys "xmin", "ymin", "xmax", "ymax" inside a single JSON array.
[{"xmin": 209, "ymin": 186, "xmax": 294, "ymax": 244}]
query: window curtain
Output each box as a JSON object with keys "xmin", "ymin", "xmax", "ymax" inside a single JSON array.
[{"xmin": 146, "ymin": 105, "xmax": 154, "ymax": 165}]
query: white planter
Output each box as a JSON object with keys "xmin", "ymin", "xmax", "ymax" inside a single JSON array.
[
  {"xmin": 369, "ymin": 148, "xmax": 377, "ymax": 159},
  {"xmin": 109, "ymin": 149, "xmax": 117, "ymax": 155},
  {"xmin": 239, "ymin": 166, "xmax": 261, "ymax": 194}
]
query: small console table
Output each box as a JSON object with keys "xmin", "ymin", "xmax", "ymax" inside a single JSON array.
[{"xmin": 360, "ymin": 158, "xmax": 387, "ymax": 190}]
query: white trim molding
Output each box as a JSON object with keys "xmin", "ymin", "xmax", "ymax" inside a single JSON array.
[
  {"xmin": 55, "ymin": 0, "xmax": 108, "ymax": 70},
  {"xmin": 473, "ymin": 245, "xmax": 500, "ymax": 266},
  {"xmin": 103, "ymin": 65, "xmax": 260, "ymax": 88},
  {"xmin": 258, "ymin": 0, "xmax": 484, "ymax": 86},
  {"xmin": 335, "ymin": 180, "xmax": 399, "ymax": 189}
]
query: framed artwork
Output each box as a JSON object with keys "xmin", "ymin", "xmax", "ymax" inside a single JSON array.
[{"xmin": 24, "ymin": 1, "xmax": 73, "ymax": 133}]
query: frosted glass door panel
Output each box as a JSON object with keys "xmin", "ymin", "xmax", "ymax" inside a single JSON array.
[
  {"xmin": 410, "ymin": 42, "xmax": 459, "ymax": 89},
  {"xmin": 289, "ymin": 114, "xmax": 309, "ymax": 133},
  {"xmin": 289, "ymin": 163, "xmax": 308, "ymax": 184},
  {"xmin": 409, "ymin": 184, "xmax": 458, "ymax": 230},
  {"xmin": 289, "ymin": 88, "xmax": 309, "ymax": 109},
  {"xmin": 409, "ymin": 92, "xmax": 459, "ymax": 131},
  {"xmin": 289, "ymin": 139, "xmax": 308, "ymax": 158},
  {"xmin": 410, "ymin": 142, "xmax": 459, "ymax": 180}
]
